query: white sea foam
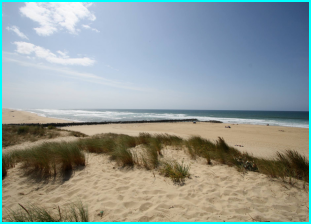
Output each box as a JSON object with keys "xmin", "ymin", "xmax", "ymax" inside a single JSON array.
[{"xmin": 23, "ymin": 109, "xmax": 309, "ymax": 128}]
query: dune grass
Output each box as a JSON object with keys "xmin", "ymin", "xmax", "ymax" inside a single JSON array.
[
  {"xmin": 78, "ymin": 138, "xmax": 116, "ymax": 154},
  {"xmin": 4, "ymin": 142, "xmax": 86, "ymax": 178},
  {"xmin": 136, "ymin": 132, "xmax": 152, "ymax": 145},
  {"xmin": 3, "ymin": 132, "xmax": 308, "ymax": 185},
  {"xmin": 6, "ymin": 201, "xmax": 88, "ymax": 222},
  {"xmin": 110, "ymin": 145, "xmax": 136, "ymax": 167},
  {"xmin": 2, "ymin": 125, "xmax": 88, "ymax": 147},
  {"xmin": 140, "ymin": 145, "xmax": 159, "ymax": 170},
  {"xmin": 154, "ymin": 133, "xmax": 184, "ymax": 148},
  {"xmin": 183, "ymin": 135, "xmax": 308, "ymax": 184},
  {"xmin": 254, "ymin": 150, "xmax": 309, "ymax": 183},
  {"xmin": 159, "ymin": 160, "xmax": 191, "ymax": 184}
]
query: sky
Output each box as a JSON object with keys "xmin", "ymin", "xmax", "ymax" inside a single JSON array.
[{"xmin": 2, "ymin": 2, "xmax": 309, "ymax": 111}]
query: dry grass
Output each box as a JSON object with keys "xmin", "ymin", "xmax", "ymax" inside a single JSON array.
[
  {"xmin": 2, "ymin": 125, "xmax": 88, "ymax": 147},
  {"xmin": 4, "ymin": 142, "xmax": 86, "ymax": 178},
  {"xmin": 3, "ymin": 132, "xmax": 308, "ymax": 185},
  {"xmin": 159, "ymin": 160, "xmax": 191, "ymax": 184},
  {"xmin": 6, "ymin": 201, "xmax": 88, "ymax": 222},
  {"xmin": 78, "ymin": 138, "xmax": 116, "ymax": 154}
]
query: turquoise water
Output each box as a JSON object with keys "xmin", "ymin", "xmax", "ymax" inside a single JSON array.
[{"xmin": 22, "ymin": 109, "xmax": 309, "ymax": 128}]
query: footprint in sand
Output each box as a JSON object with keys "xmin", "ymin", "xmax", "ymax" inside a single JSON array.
[
  {"xmin": 67, "ymin": 188, "xmax": 81, "ymax": 197},
  {"xmin": 139, "ymin": 202, "xmax": 153, "ymax": 212},
  {"xmin": 138, "ymin": 216, "xmax": 153, "ymax": 222},
  {"xmin": 150, "ymin": 190, "xmax": 166, "ymax": 195},
  {"xmin": 123, "ymin": 201, "xmax": 138, "ymax": 209},
  {"xmin": 166, "ymin": 194, "xmax": 177, "ymax": 200},
  {"xmin": 117, "ymin": 195, "xmax": 124, "ymax": 201},
  {"xmin": 116, "ymin": 186, "xmax": 130, "ymax": 192}
]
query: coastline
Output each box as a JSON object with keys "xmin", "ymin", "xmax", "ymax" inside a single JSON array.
[
  {"xmin": 2, "ymin": 108, "xmax": 71, "ymax": 124},
  {"xmin": 2, "ymin": 109, "xmax": 309, "ymax": 159},
  {"xmin": 12, "ymin": 108, "xmax": 309, "ymax": 129}
]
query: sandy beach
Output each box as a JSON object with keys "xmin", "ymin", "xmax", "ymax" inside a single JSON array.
[
  {"xmin": 2, "ymin": 109, "xmax": 309, "ymax": 222},
  {"xmin": 2, "ymin": 109, "xmax": 70, "ymax": 124}
]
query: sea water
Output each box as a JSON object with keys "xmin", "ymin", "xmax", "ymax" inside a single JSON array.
[{"xmin": 21, "ymin": 109, "xmax": 309, "ymax": 129}]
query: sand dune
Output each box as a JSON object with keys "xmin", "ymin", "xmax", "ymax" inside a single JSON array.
[{"xmin": 2, "ymin": 146, "xmax": 309, "ymax": 222}]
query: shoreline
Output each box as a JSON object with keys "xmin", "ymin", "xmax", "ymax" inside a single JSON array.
[
  {"xmin": 2, "ymin": 109, "xmax": 309, "ymax": 159},
  {"xmin": 2, "ymin": 108, "xmax": 308, "ymax": 129}
]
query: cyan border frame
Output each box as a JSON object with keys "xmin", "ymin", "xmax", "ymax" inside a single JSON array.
[{"xmin": 0, "ymin": 1, "xmax": 309, "ymax": 224}]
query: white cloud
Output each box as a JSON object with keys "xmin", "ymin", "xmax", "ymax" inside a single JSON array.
[
  {"xmin": 57, "ymin": 50, "xmax": 69, "ymax": 58},
  {"xmin": 14, "ymin": 41, "xmax": 95, "ymax": 66},
  {"xmin": 3, "ymin": 51, "xmax": 148, "ymax": 91},
  {"xmin": 20, "ymin": 2, "xmax": 96, "ymax": 36},
  {"xmin": 6, "ymin": 26, "xmax": 29, "ymax": 39},
  {"xmin": 104, "ymin": 64, "xmax": 119, "ymax": 71},
  {"xmin": 82, "ymin": 24, "xmax": 100, "ymax": 33}
]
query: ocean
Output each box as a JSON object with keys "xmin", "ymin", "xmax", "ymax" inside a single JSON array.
[{"xmin": 21, "ymin": 109, "xmax": 309, "ymax": 129}]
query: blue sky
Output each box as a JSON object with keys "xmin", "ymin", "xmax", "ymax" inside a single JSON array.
[{"xmin": 2, "ymin": 2, "xmax": 309, "ymax": 111}]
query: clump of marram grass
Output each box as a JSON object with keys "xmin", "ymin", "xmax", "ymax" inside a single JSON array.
[
  {"xmin": 78, "ymin": 138, "xmax": 116, "ymax": 154},
  {"xmin": 140, "ymin": 146, "xmax": 159, "ymax": 170},
  {"xmin": 17, "ymin": 142, "xmax": 85, "ymax": 177},
  {"xmin": 185, "ymin": 136, "xmax": 240, "ymax": 166},
  {"xmin": 3, "ymin": 125, "xmax": 46, "ymax": 147},
  {"xmin": 155, "ymin": 134, "xmax": 184, "ymax": 148},
  {"xmin": 185, "ymin": 136, "xmax": 216, "ymax": 160},
  {"xmin": 254, "ymin": 150, "xmax": 309, "ymax": 183},
  {"xmin": 3, "ymin": 150, "xmax": 23, "ymax": 179},
  {"xmin": 116, "ymin": 134, "xmax": 138, "ymax": 148},
  {"xmin": 110, "ymin": 145, "xmax": 136, "ymax": 167},
  {"xmin": 159, "ymin": 160, "xmax": 190, "ymax": 184},
  {"xmin": 147, "ymin": 137, "xmax": 163, "ymax": 156},
  {"xmin": 6, "ymin": 201, "xmax": 88, "ymax": 222},
  {"xmin": 136, "ymin": 132, "xmax": 152, "ymax": 145},
  {"xmin": 2, "ymin": 125, "xmax": 87, "ymax": 147},
  {"xmin": 276, "ymin": 150, "xmax": 309, "ymax": 181},
  {"xmin": 3, "ymin": 163, "xmax": 7, "ymax": 179}
]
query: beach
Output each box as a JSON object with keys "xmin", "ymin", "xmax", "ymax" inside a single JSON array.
[
  {"xmin": 2, "ymin": 109, "xmax": 70, "ymax": 124},
  {"xmin": 2, "ymin": 109, "xmax": 309, "ymax": 222}
]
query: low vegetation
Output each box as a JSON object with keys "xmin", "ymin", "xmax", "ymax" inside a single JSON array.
[
  {"xmin": 2, "ymin": 125, "xmax": 87, "ymax": 147},
  {"xmin": 3, "ymin": 132, "xmax": 308, "ymax": 185},
  {"xmin": 6, "ymin": 201, "xmax": 88, "ymax": 222},
  {"xmin": 159, "ymin": 160, "xmax": 191, "ymax": 184},
  {"xmin": 3, "ymin": 142, "xmax": 86, "ymax": 178}
]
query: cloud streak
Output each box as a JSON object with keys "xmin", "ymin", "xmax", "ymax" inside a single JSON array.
[
  {"xmin": 82, "ymin": 24, "xmax": 100, "ymax": 33},
  {"xmin": 20, "ymin": 2, "xmax": 96, "ymax": 36},
  {"xmin": 14, "ymin": 41, "xmax": 95, "ymax": 66},
  {"xmin": 6, "ymin": 26, "xmax": 28, "ymax": 39},
  {"xmin": 3, "ymin": 52, "xmax": 148, "ymax": 92}
]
